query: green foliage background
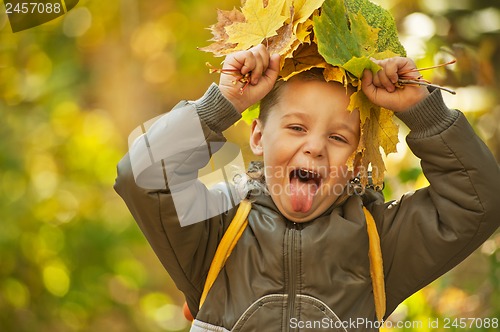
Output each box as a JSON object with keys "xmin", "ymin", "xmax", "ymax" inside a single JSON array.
[{"xmin": 0, "ymin": 0, "xmax": 498, "ymax": 331}]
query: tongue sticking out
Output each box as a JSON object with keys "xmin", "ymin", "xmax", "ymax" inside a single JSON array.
[{"xmin": 289, "ymin": 176, "xmax": 319, "ymax": 213}]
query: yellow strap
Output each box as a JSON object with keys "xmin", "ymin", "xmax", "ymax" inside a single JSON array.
[
  {"xmin": 199, "ymin": 199, "xmax": 252, "ymax": 309},
  {"xmin": 363, "ymin": 206, "xmax": 386, "ymax": 322}
]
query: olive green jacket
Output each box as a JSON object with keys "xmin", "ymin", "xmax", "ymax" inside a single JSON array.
[{"xmin": 114, "ymin": 84, "xmax": 500, "ymax": 331}]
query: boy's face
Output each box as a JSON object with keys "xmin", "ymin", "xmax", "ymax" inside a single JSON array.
[{"xmin": 250, "ymin": 79, "xmax": 360, "ymax": 222}]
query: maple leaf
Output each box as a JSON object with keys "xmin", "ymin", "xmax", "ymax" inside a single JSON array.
[
  {"xmin": 272, "ymin": 0, "xmax": 324, "ymax": 62},
  {"xmin": 293, "ymin": 0, "xmax": 325, "ymax": 29},
  {"xmin": 343, "ymin": 56, "xmax": 380, "ymax": 81},
  {"xmin": 347, "ymin": 89, "xmax": 372, "ymax": 123},
  {"xmin": 348, "ymin": 105, "xmax": 399, "ymax": 187},
  {"xmin": 295, "ymin": 19, "xmax": 314, "ymax": 43},
  {"xmin": 345, "ymin": 0, "xmax": 406, "ymax": 56},
  {"xmin": 211, "ymin": 8, "xmax": 246, "ymax": 42},
  {"xmin": 323, "ymin": 65, "xmax": 346, "ymax": 85},
  {"xmin": 376, "ymin": 107, "xmax": 399, "ymax": 156},
  {"xmin": 198, "ymin": 8, "xmax": 245, "ymax": 56},
  {"xmin": 225, "ymin": 0, "xmax": 289, "ymax": 51},
  {"xmin": 267, "ymin": 7, "xmax": 295, "ymax": 56},
  {"xmin": 242, "ymin": 102, "xmax": 261, "ymax": 125},
  {"xmin": 313, "ymin": 0, "xmax": 380, "ymax": 75},
  {"xmin": 280, "ymin": 43, "xmax": 327, "ymax": 80}
]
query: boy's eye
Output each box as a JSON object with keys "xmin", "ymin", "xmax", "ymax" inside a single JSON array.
[
  {"xmin": 288, "ymin": 125, "xmax": 305, "ymax": 132},
  {"xmin": 330, "ymin": 135, "xmax": 347, "ymax": 143}
]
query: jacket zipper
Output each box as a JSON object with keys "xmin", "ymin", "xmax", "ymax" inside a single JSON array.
[{"xmin": 286, "ymin": 222, "xmax": 299, "ymax": 331}]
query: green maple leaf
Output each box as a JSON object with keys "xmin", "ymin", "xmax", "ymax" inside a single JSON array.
[
  {"xmin": 313, "ymin": 0, "xmax": 379, "ymax": 72},
  {"xmin": 241, "ymin": 102, "xmax": 260, "ymax": 125},
  {"xmin": 313, "ymin": 0, "xmax": 405, "ymax": 79},
  {"xmin": 345, "ymin": 0, "xmax": 406, "ymax": 56}
]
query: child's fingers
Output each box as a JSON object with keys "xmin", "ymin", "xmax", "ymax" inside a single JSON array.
[
  {"xmin": 237, "ymin": 50, "xmax": 257, "ymax": 75},
  {"xmin": 362, "ymin": 57, "xmax": 430, "ymax": 112},
  {"xmin": 218, "ymin": 46, "xmax": 279, "ymax": 114},
  {"xmin": 249, "ymin": 50, "xmax": 265, "ymax": 85},
  {"xmin": 371, "ymin": 58, "xmax": 401, "ymax": 92},
  {"xmin": 361, "ymin": 69, "xmax": 377, "ymax": 98},
  {"xmin": 361, "ymin": 67, "xmax": 374, "ymax": 85},
  {"xmin": 371, "ymin": 70, "xmax": 382, "ymax": 87},
  {"xmin": 376, "ymin": 68, "xmax": 396, "ymax": 92},
  {"xmin": 263, "ymin": 53, "xmax": 280, "ymax": 84},
  {"xmin": 223, "ymin": 45, "xmax": 272, "ymax": 85},
  {"xmin": 249, "ymin": 45, "xmax": 270, "ymax": 85},
  {"xmin": 383, "ymin": 58, "xmax": 402, "ymax": 84}
]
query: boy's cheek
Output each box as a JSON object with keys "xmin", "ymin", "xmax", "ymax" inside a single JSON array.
[
  {"xmin": 327, "ymin": 165, "xmax": 351, "ymax": 179},
  {"xmin": 264, "ymin": 165, "xmax": 290, "ymax": 182}
]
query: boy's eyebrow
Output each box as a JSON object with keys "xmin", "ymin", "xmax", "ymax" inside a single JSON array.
[
  {"xmin": 280, "ymin": 112, "xmax": 310, "ymax": 121},
  {"xmin": 281, "ymin": 112, "xmax": 359, "ymax": 137},
  {"xmin": 336, "ymin": 122, "xmax": 359, "ymax": 137}
]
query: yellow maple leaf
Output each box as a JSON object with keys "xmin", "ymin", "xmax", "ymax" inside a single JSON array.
[
  {"xmin": 375, "ymin": 107, "xmax": 399, "ymax": 156},
  {"xmin": 282, "ymin": 0, "xmax": 293, "ymax": 18},
  {"xmin": 267, "ymin": 7, "xmax": 295, "ymax": 56},
  {"xmin": 348, "ymin": 90, "xmax": 372, "ymax": 123},
  {"xmin": 280, "ymin": 43, "xmax": 327, "ymax": 80},
  {"xmin": 198, "ymin": 8, "xmax": 245, "ymax": 56},
  {"xmin": 323, "ymin": 65, "xmax": 346, "ymax": 85},
  {"xmin": 349, "ymin": 106, "xmax": 398, "ymax": 187},
  {"xmin": 279, "ymin": 18, "xmax": 315, "ymax": 69},
  {"xmin": 295, "ymin": 19, "xmax": 314, "ymax": 43},
  {"xmin": 292, "ymin": 0, "xmax": 325, "ymax": 30},
  {"xmin": 225, "ymin": 0, "xmax": 289, "ymax": 51}
]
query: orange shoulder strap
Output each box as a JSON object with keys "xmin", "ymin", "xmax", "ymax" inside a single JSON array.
[
  {"xmin": 363, "ymin": 206, "xmax": 386, "ymax": 322},
  {"xmin": 199, "ymin": 199, "xmax": 252, "ymax": 309}
]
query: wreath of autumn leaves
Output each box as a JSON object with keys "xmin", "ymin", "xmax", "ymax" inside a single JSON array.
[{"xmin": 201, "ymin": 0, "xmax": 409, "ymax": 188}]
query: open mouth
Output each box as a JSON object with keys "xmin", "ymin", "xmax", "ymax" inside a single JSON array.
[
  {"xmin": 290, "ymin": 168, "xmax": 323, "ymax": 186},
  {"xmin": 289, "ymin": 168, "xmax": 323, "ymax": 213}
]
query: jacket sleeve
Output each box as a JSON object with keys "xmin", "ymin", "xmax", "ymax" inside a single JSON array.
[
  {"xmin": 113, "ymin": 83, "xmax": 242, "ymax": 312},
  {"xmin": 367, "ymin": 89, "xmax": 500, "ymax": 316}
]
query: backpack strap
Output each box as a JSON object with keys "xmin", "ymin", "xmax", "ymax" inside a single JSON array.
[
  {"xmin": 199, "ymin": 199, "xmax": 252, "ymax": 309},
  {"xmin": 363, "ymin": 206, "xmax": 386, "ymax": 321}
]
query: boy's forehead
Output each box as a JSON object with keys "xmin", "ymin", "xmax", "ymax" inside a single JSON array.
[
  {"xmin": 271, "ymin": 100, "xmax": 359, "ymax": 127},
  {"xmin": 283, "ymin": 79, "xmax": 352, "ymax": 100},
  {"xmin": 278, "ymin": 80, "xmax": 351, "ymax": 108}
]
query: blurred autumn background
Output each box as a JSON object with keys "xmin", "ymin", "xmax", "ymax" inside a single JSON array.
[{"xmin": 0, "ymin": 0, "xmax": 499, "ymax": 331}]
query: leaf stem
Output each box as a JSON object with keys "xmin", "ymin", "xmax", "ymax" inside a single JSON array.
[
  {"xmin": 399, "ymin": 59, "xmax": 456, "ymax": 76},
  {"xmin": 398, "ymin": 79, "xmax": 456, "ymax": 95}
]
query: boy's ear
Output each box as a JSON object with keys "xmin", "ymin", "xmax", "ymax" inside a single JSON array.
[{"xmin": 249, "ymin": 119, "xmax": 264, "ymax": 156}]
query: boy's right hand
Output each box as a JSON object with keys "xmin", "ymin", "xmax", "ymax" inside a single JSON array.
[{"xmin": 219, "ymin": 44, "xmax": 280, "ymax": 114}]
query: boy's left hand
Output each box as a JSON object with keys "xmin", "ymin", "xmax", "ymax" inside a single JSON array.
[{"xmin": 361, "ymin": 57, "xmax": 430, "ymax": 113}]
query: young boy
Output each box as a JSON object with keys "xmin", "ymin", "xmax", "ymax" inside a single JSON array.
[{"xmin": 114, "ymin": 45, "xmax": 500, "ymax": 331}]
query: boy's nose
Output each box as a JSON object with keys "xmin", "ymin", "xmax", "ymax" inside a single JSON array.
[{"xmin": 303, "ymin": 136, "xmax": 326, "ymax": 158}]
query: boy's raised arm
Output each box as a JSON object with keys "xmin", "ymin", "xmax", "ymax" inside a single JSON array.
[
  {"xmin": 113, "ymin": 87, "xmax": 240, "ymax": 308},
  {"xmin": 114, "ymin": 45, "xmax": 279, "ymax": 312},
  {"xmin": 362, "ymin": 57, "xmax": 500, "ymax": 317}
]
